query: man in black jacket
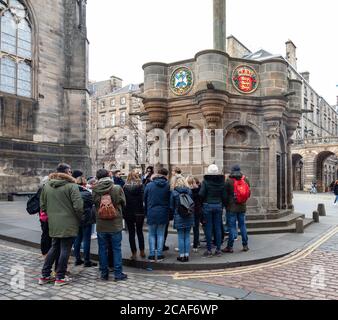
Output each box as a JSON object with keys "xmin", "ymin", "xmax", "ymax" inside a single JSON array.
[{"xmin": 199, "ymin": 164, "xmax": 227, "ymax": 257}]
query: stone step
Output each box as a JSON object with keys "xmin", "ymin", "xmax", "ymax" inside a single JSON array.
[
  {"xmin": 245, "ymin": 213, "xmax": 306, "ymax": 228},
  {"xmin": 246, "ymin": 218, "xmax": 314, "ymax": 235}
]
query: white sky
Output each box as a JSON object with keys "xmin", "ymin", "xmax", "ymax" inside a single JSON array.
[{"xmin": 87, "ymin": 0, "xmax": 338, "ymax": 105}]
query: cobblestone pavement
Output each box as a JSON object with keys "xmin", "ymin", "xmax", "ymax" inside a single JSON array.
[
  {"xmin": 178, "ymin": 227, "xmax": 338, "ymax": 300},
  {"xmin": 0, "ymin": 241, "xmax": 233, "ymax": 301}
]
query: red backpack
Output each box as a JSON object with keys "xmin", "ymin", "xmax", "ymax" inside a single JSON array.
[{"xmin": 231, "ymin": 176, "xmax": 250, "ymax": 204}]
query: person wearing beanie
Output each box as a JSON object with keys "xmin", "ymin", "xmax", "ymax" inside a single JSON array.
[
  {"xmin": 223, "ymin": 165, "xmax": 250, "ymax": 253},
  {"xmin": 199, "ymin": 164, "xmax": 227, "ymax": 258}
]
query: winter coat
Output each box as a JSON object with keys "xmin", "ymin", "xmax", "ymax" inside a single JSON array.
[
  {"xmin": 123, "ymin": 183, "xmax": 144, "ymax": 218},
  {"xmin": 224, "ymin": 172, "xmax": 251, "ymax": 213},
  {"xmin": 191, "ymin": 186, "xmax": 202, "ymax": 217},
  {"xmin": 333, "ymin": 182, "xmax": 338, "ymax": 196},
  {"xmin": 79, "ymin": 186, "xmax": 96, "ymax": 226},
  {"xmin": 144, "ymin": 175, "xmax": 170, "ymax": 226},
  {"xmin": 40, "ymin": 173, "xmax": 83, "ymax": 238},
  {"xmin": 170, "ymin": 187, "xmax": 195, "ymax": 230},
  {"xmin": 92, "ymin": 177, "xmax": 126, "ymax": 233},
  {"xmin": 199, "ymin": 175, "xmax": 227, "ymax": 205},
  {"xmin": 113, "ymin": 176, "xmax": 125, "ymax": 188}
]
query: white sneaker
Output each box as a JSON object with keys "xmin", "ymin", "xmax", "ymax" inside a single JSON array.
[
  {"xmin": 91, "ymin": 233, "xmax": 97, "ymax": 239},
  {"xmin": 193, "ymin": 248, "xmax": 198, "ymax": 253},
  {"xmin": 55, "ymin": 275, "xmax": 72, "ymax": 287},
  {"xmin": 174, "ymin": 247, "xmax": 179, "ymax": 252}
]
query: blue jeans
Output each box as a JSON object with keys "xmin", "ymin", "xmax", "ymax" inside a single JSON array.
[
  {"xmin": 227, "ymin": 212, "xmax": 248, "ymax": 248},
  {"xmin": 74, "ymin": 225, "xmax": 92, "ymax": 263},
  {"xmin": 203, "ymin": 203, "xmax": 223, "ymax": 251},
  {"xmin": 148, "ymin": 224, "xmax": 166, "ymax": 257},
  {"xmin": 97, "ymin": 232, "xmax": 123, "ymax": 278},
  {"xmin": 177, "ymin": 227, "xmax": 191, "ymax": 257},
  {"xmin": 193, "ymin": 214, "xmax": 200, "ymax": 248},
  {"xmin": 334, "ymin": 195, "xmax": 338, "ymax": 203},
  {"xmin": 226, "ymin": 211, "xmax": 238, "ymax": 238}
]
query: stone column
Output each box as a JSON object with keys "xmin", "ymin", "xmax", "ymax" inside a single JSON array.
[
  {"xmin": 266, "ymin": 122, "xmax": 280, "ymax": 213},
  {"xmin": 286, "ymin": 140, "xmax": 294, "ymax": 210},
  {"xmin": 213, "ymin": 0, "xmax": 226, "ymax": 52}
]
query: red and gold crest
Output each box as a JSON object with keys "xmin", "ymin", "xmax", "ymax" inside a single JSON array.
[{"xmin": 232, "ymin": 65, "xmax": 259, "ymax": 94}]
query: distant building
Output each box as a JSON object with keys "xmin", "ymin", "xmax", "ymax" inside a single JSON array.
[{"xmin": 89, "ymin": 78, "xmax": 146, "ymax": 174}]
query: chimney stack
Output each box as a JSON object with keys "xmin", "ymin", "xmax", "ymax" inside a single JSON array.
[
  {"xmin": 300, "ymin": 72, "xmax": 310, "ymax": 83},
  {"xmin": 286, "ymin": 40, "xmax": 297, "ymax": 70},
  {"xmin": 213, "ymin": 0, "xmax": 226, "ymax": 52}
]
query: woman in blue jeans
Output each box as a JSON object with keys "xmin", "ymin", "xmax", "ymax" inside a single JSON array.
[{"xmin": 170, "ymin": 177, "xmax": 194, "ymax": 262}]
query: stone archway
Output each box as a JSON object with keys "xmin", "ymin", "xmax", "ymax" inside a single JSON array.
[
  {"xmin": 315, "ymin": 151, "xmax": 336, "ymax": 192},
  {"xmin": 292, "ymin": 153, "xmax": 304, "ymax": 191}
]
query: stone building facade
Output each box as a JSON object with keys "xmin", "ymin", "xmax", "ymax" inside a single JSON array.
[
  {"xmin": 89, "ymin": 78, "xmax": 145, "ymax": 174},
  {"xmin": 0, "ymin": 0, "xmax": 90, "ymax": 198},
  {"xmin": 142, "ymin": 47, "xmax": 302, "ymax": 220}
]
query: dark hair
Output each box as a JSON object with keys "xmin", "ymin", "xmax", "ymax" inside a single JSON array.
[
  {"xmin": 57, "ymin": 163, "xmax": 71, "ymax": 173},
  {"xmin": 146, "ymin": 166, "xmax": 154, "ymax": 173},
  {"xmin": 158, "ymin": 168, "xmax": 169, "ymax": 176},
  {"xmin": 96, "ymin": 169, "xmax": 109, "ymax": 180},
  {"xmin": 174, "ymin": 167, "xmax": 182, "ymax": 174}
]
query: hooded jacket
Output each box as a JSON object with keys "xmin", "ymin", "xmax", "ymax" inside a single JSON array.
[
  {"xmin": 144, "ymin": 174, "xmax": 170, "ymax": 225},
  {"xmin": 170, "ymin": 187, "xmax": 194, "ymax": 230},
  {"xmin": 199, "ymin": 175, "xmax": 227, "ymax": 205},
  {"xmin": 123, "ymin": 183, "xmax": 144, "ymax": 218},
  {"xmin": 92, "ymin": 177, "xmax": 126, "ymax": 233},
  {"xmin": 40, "ymin": 173, "xmax": 83, "ymax": 238},
  {"xmin": 225, "ymin": 171, "xmax": 250, "ymax": 213},
  {"xmin": 78, "ymin": 185, "xmax": 95, "ymax": 226}
]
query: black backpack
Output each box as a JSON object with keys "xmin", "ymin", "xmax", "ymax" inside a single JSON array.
[
  {"xmin": 26, "ymin": 188, "xmax": 42, "ymax": 215},
  {"xmin": 178, "ymin": 192, "xmax": 195, "ymax": 218}
]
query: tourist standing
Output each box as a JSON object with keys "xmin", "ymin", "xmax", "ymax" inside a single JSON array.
[
  {"xmin": 72, "ymin": 171, "xmax": 97, "ymax": 268},
  {"xmin": 39, "ymin": 163, "xmax": 83, "ymax": 286},
  {"xmin": 186, "ymin": 176, "xmax": 202, "ymax": 252},
  {"xmin": 199, "ymin": 164, "xmax": 227, "ymax": 257},
  {"xmin": 38, "ymin": 176, "xmax": 52, "ymax": 257},
  {"xmin": 112, "ymin": 169, "xmax": 125, "ymax": 188},
  {"xmin": 144, "ymin": 168, "xmax": 171, "ymax": 262},
  {"xmin": 170, "ymin": 177, "xmax": 194, "ymax": 262},
  {"xmin": 92, "ymin": 169, "xmax": 127, "ymax": 281},
  {"xmin": 333, "ymin": 180, "xmax": 338, "ymax": 205},
  {"xmin": 123, "ymin": 171, "xmax": 146, "ymax": 260},
  {"xmin": 142, "ymin": 166, "xmax": 154, "ymax": 186},
  {"xmin": 223, "ymin": 165, "xmax": 250, "ymax": 253}
]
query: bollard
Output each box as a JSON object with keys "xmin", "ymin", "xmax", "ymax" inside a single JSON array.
[
  {"xmin": 317, "ymin": 203, "xmax": 326, "ymax": 217},
  {"xmin": 295, "ymin": 218, "xmax": 304, "ymax": 233},
  {"xmin": 313, "ymin": 211, "xmax": 320, "ymax": 223}
]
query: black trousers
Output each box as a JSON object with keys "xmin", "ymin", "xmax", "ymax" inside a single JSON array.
[
  {"xmin": 106, "ymin": 236, "xmax": 114, "ymax": 268},
  {"xmin": 40, "ymin": 221, "xmax": 52, "ymax": 255},
  {"xmin": 42, "ymin": 237, "xmax": 74, "ymax": 280},
  {"xmin": 125, "ymin": 215, "xmax": 145, "ymax": 253}
]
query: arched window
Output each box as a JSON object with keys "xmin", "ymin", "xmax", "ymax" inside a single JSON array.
[{"xmin": 0, "ymin": 0, "xmax": 32, "ymax": 98}]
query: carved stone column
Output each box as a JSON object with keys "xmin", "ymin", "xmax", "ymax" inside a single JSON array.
[
  {"xmin": 286, "ymin": 138, "xmax": 294, "ymax": 210},
  {"xmin": 266, "ymin": 121, "xmax": 280, "ymax": 213},
  {"xmin": 143, "ymin": 99, "xmax": 168, "ymax": 129}
]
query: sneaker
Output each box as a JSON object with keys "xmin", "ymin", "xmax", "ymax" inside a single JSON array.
[
  {"xmin": 174, "ymin": 247, "xmax": 179, "ymax": 252},
  {"xmin": 177, "ymin": 257, "xmax": 185, "ymax": 262},
  {"xmin": 163, "ymin": 246, "xmax": 170, "ymax": 252},
  {"xmin": 91, "ymin": 233, "xmax": 97, "ymax": 240},
  {"xmin": 148, "ymin": 256, "xmax": 156, "ymax": 262},
  {"xmin": 222, "ymin": 247, "xmax": 234, "ymax": 253},
  {"xmin": 184, "ymin": 256, "xmax": 189, "ymax": 262},
  {"xmin": 214, "ymin": 250, "xmax": 222, "ymax": 257},
  {"xmin": 55, "ymin": 276, "xmax": 72, "ymax": 287},
  {"xmin": 234, "ymin": 237, "xmax": 239, "ymax": 241},
  {"xmin": 74, "ymin": 259, "xmax": 84, "ymax": 266},
  {"xmin": 100, "ymin": 275, "xmax": 109, "ymax": 281},
  {"xmin": 38, "ymin": 276, "xmax": 55, "ymax": 285},
  {"xmin": 84, "ymin": 261, "xmax": 98, "ymax": 267},
  {"xmin": 203, "ymin": 250, "xmax": 213, "ymax": 258},
  {"xmin": 242, "ymin": 246, "xmax": 249, "ymax": 252},
  {"xmin": 193, "ymin": 248, "xmax": 198, "ymax": 253},
  {"xmin": 157, "ymin": 255, "xmax": 165, "ymax": 262},
  {"xmin": 115, "ymin": 273, "xmax": 128, "ymax": 282}
]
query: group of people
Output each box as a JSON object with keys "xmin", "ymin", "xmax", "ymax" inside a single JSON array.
[{"xmin": 37, "ymin": 162, "xmax": 251, "ymax": 286}]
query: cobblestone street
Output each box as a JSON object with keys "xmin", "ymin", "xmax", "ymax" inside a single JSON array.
[{"xmin": 0, "ymin": 240, "xmax": 233, "ymax": 301}]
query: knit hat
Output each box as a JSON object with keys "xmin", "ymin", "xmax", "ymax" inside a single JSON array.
[
  {"xmin": 72, "ymin": 170, "xmax": 83, "ymax": 179},
  {"xmin": 207, "ymin": 164, "xmax": 219, "ymax": 175},
  {"xmin": 231, "ymin": 165, "xmax": 241, "ymax": 172}
]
